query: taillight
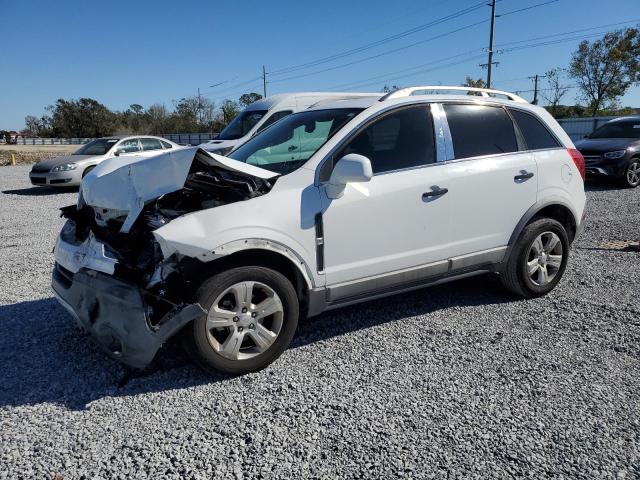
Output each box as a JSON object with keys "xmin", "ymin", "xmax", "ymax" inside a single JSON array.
[{"xmin": 568, "ymin": 148, "xmax": 586, "ymax": 181}]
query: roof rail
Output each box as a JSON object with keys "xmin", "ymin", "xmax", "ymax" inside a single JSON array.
[{"xmin": 379, "ymin": 86, "xmax": 528, "ymax": 103}]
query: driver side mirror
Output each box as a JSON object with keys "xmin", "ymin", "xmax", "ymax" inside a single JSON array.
[{"xmin": 325, "ymin": 153, "xmax": 373, "ymax": 199}]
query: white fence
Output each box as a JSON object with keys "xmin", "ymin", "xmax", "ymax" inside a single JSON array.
[
  {"xmin": 10, "ymin": 117, "xmax": 623, "ymax": 146},
  {"xmin": 13, "ymin": 133, "xmax": 219, "ymax": 146},
  {"xmin": 556, "ymin": 116, "xmax": 617, "ymax": 141}
]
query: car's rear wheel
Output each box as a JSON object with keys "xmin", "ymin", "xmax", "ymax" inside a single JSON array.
[
  {"xmin": 500, "ymin": 218, "xmax": 569, "ymax": 298},
  {"xmin": 621, "ymin": 158, "xmax": 640, "ymax": 188},
  {"xmin": 182, "ymin": 266, "xmax": 299, "ymax": 375}
]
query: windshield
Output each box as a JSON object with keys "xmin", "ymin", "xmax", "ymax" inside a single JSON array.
[
  {"xmin": 73, "ymin": 138, "xmax": 119, "ymax": 155},
  {"xmin": 229, "ymin": 108, "xmax": 362, "ymax": 174},
  {"xmin": 217, "ymin": 110, "xmax": 268, "ymax": 140},
  {"xmin": 589, "ymin": 120, "xmax": 640, "ymax": 139}
]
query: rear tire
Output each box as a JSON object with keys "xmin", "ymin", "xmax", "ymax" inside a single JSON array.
[
  {"xmin": 500, "ymin": 218, "xmax": 569, "ymax": 298},
  {"xmin": 620, "ymin": 158, "xmax": 640, "ymax": 188},
  {"xmin": 182, "ymin": 266, "xmax": 299, "ymax": 375}
]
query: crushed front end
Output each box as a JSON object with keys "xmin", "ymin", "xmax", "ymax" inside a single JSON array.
[{"xmin": 52, "ymin": 148, "xmax": 276, "ymax": 368}]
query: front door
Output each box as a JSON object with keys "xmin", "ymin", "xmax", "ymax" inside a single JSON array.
[{"xmin": 320, "ymin": 105, "xmax": 453, "ymax": 301}]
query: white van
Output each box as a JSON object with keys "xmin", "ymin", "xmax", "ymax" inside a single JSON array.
[{"xmin": 198, "ymin": 92, "xmax": 380, "ymax": 155}]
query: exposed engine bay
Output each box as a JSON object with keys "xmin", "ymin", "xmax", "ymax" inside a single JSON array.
[{"xmin": 59, "ymin": 154, "xmax": 276, "ymax": 326}]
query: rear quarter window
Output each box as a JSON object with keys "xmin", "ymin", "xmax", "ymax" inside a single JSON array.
[
  {"xmin": 509, "ymin": 109, "xmax": 561, "ymax": 150},
  {"xmin": 443, "ymin": 104, "xmax": 518, "ymax": 159}
]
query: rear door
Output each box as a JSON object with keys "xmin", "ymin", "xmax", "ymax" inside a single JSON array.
[{"xmin": 439, "ymin": 103, "xmax": 537, "ymax": 258}]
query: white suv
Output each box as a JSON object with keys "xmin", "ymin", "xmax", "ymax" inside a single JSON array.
[{"xmin": 52, "ymin": 86, "xmax": 586, "ymax": 375}]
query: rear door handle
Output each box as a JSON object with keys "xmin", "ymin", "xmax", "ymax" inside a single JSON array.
[
  {"xmin": 514, "ymin": 171, "xmax": 534, "ymax": 181},
  {"xmin": 422, "ymin": 187, "xmax": 448, "ymax": 199}
]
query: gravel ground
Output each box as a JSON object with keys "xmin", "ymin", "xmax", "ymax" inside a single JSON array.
[{"xmin": 0, "ymin": 165, "xmax": 639, "ymax": 479}]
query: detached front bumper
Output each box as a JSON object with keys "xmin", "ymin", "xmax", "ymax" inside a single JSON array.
[
  {"xmin": 52, "ymin": 223, "xmax": 206, "ymax": 369},
  {"xmin": 52, "ymin": 265, "xmax": 205, "ymax": 369}
]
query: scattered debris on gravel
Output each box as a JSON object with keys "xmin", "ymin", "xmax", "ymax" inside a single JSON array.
[{"xmin": 0, "ymin": 166, "xmax": 638, "ymax": 478}]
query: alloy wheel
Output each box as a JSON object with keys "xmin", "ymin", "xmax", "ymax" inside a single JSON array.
[
  {"xmin": 627, "ymin": 160, "xmax": 640, "ymax": 187},
  {"xmin": 205, "ymin": 281, "xmax": 284, "ymax": 360},
  {"xmin": 526, "ymin": 231, "xmax": 563, "ymax": 286}
]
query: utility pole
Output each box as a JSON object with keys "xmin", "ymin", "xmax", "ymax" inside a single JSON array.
[
  {"xmin": 197, "ymin": 87, "xmax": 202, "ymax": 123},
  {"xmin": 262, "ymin": 65, "xmax": 268, "ymax": 98},
  {"xmin": 528, "ymin": 74, "xmax": 545, "ymax": 105},
  {"xmin": 486, "ymin": 0, "xmax": 497, "ymax": 88}
]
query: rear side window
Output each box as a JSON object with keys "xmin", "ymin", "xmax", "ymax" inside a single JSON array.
[
  {"xmin": 161, "ymin": 140, "xmax": 173, "ymax": 149},
  {"xmin": 443, "ymin": 104, "xmax": 518, "ymax": 159},
  {"xmin": 140, "ymin": 138, "xmax": 163, "ymax": 151},
  {"xmin": 256, "ymin": 110, "xmax": 293, "ymax": 133},
  {"xmin": 339, "ymin": 106, "xmax": 435, "ymax": 174},
  {"xmin": 509, "ymin": 109, "xmax": 561, "ymax": 150}
]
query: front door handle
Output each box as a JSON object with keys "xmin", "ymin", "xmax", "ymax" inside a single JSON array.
[
  {"xmin": 514, "ymin": 170, "xmax": 534, "ymax": 182},
  {"xmin": 422, "ymin": 187, "xmax": 448, "ymax": 199}
]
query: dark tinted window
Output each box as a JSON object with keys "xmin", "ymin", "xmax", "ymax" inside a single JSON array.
[
  {"xmin": 160, "ymin": 140, "xmax": 173, "ymax": 149},
  {"xmin": 444, "ymin": 104, "xmax": 517, "ymax": 159},
  {"xmin": 217, "ymin": 110, "xmax": 268, "ymax": 140},
  {"xmin": 73, "ymin": 138, "xmax": 118, "ymax": 155},
  {"xmin": 257, "ymin": 110, "xmax": 293, "ymax": 133},
  {"xmin": 140, "ymin": 138, "xmax": 163, "ymax": 151},
  {"xmin": 588, "ymin": 120, "xmax": 640, "ymax": 139},
  {"xmin": 339, "ymin": 106, "xmax": 435, "ymax": 174},
  {"xmin": 509, "ymin": 109, "xmax": 560, "ymax": 150}
]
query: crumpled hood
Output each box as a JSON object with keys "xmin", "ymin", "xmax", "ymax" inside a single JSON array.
[
  {"xmin": 80, "ymin": 147, "xmax": 278, "ymax": 232},
  {"xmin": 33, "ymin": 154, "xmax": 93, "ymax": 170}
]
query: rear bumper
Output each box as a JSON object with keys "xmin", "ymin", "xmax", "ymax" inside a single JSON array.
[{"xmin": 51, "ymin": 266, "xmax": 205, "ymax": 369}]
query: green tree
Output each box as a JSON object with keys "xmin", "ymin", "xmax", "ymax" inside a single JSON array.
[
  {"xmin": 220, "ymin": 99, "xmax": 240, "ymax": 124},
  {"xmin": 463, "ymin": 77, "xmax": 486, "ymax": 88},
  {"xmin": 238, "ymin": 93, "xmax": 263, "ymax": 107},
  {"xmin": 47, "ymin": 98, "xmax": 117, "ymax": 137},
  {"xmin": 569, "ymin": 28, "xmax": 640, "ymax": 116}
]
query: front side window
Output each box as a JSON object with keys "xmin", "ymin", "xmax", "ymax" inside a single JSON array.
[
  {"xmin": 217, "ymin": 110, "xmax": 268, "ymax": 140},
  {"xmin": 588, "ymin": 120, "xmax": 640, "ymax": 139},
  {"xmin": 256, "ymin": 110, "xmax": 294, "ymax": 133},
  {"xmin": 117, "ymin": 139, "xmax": 141, "ymax": 153},
  {"xmin": 73, "ymin": 138, "xmax": 118, "ymax": 155},
  {"xmin": 509, "ymin": 109, "xmax": 560, "ymax": 150},
  {"xmin": 338, "ymin": 106, "xmax": 435, "ymax": 174},
  {"xmin": 140, "ymin": 138, "xmax": 163, "ymax": 151},
  {"xmin": 444, "ymin": 104, "xmax": 518, "ymax": 159},
  {"xmin": 229, "ymin": 108, "xmax": 362, "ymax": 174}
]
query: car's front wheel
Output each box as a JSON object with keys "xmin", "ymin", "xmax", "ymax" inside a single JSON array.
[
  {"xmin": 500, "ymin": 218, "xmax": 569, "ymax": 298},
  {"xmin": 621, "ymin": 158, "xmax": 640, "ymax": 188},
  {"xmin": 182, "ymin": 266, "xmax": 299, "ymax": 375}
]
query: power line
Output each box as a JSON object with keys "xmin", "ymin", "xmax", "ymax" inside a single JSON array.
[
  {"xmin": 496, "ymin": 0, "xmax": 559, "ymax": 18},
  {"xmin": 269, "ymin": 19, "xmax": 488, "ymax": 84},
  {"xmin": 268, "ymin": 1, "xmax": 487, "ymax": 76}
]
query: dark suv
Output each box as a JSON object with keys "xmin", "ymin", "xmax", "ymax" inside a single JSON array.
[{"xmin": 575, "ymin": 116, "xmax": 640, "ymax": 188}]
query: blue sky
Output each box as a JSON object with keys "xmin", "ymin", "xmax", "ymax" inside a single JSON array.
[{"xmin": 2, "ymin": 0, "xmax": 639, "ymax": 130}]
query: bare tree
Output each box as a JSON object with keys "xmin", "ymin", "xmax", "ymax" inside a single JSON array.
[{"xmin": 541, "ymin": 68, "xmax": 571, "ymax": 116}]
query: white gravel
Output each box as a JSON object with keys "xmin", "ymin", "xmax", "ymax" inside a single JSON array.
[{"xmin": 0, "ymin": 165, "xmax": 639, "ymax": 479}]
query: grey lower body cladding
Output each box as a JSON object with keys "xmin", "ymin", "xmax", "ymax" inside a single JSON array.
[{"xmin": 52, "ymin": 264, "xmax": 206, "ymax": 369}]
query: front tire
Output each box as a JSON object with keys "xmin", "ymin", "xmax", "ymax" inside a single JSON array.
[
  {"xmin": 621, "ymin": 158, "xmax": 640, "ymax": 188},
  {"xmin": 500, "ymin": 218, "xmax": 569, "ymax": 298},
  {"xmin": 182, "ymin": 266, "xmax": 299, "ymax": 375}
]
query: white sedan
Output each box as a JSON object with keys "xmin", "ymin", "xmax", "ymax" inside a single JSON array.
[{"xmin": 29, "ymin": 135, "xmax": 179, "ymax": 187}]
